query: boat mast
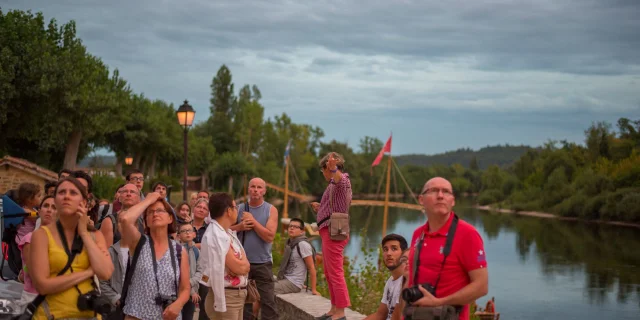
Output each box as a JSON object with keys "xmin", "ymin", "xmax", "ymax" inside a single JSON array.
[
  {"xmin": 382, "ymin": 153, "xmax": 392, "ymax": 237},
  {"xmin": 283, "ymin": 154, "xmax": 290, "ymax": 219}
]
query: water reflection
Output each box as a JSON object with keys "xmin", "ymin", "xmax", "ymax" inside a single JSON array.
[{"xmin": 285, "ymin": 201, "xmax": 640, "ymax": 319}]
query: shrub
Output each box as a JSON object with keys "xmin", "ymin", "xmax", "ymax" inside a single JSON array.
[
  {"xmin": 92, "ymin": 174, "xmax": 126, "ymax": 200},
  {"xmin": 477, "ymin": 189, "xmax": 504, "ymax": 205}
]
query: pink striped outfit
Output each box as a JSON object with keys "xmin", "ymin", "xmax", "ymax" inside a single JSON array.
[{"xmin": 317, "ymin": 173, "xmax": 352, "ymax": 308}]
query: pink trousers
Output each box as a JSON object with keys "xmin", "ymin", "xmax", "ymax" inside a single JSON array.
[{"xmin": 320, "ymin": 228, "xmax": 351, "ymax": 308}]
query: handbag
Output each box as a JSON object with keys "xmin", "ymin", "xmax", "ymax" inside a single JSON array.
[
  {"xmin": 317, "ymin": 183, "xmax": 350, "ymax": 241},
  {"xmin": 244, "ymin": 279, "xmax": 260, "ymax": 304}
]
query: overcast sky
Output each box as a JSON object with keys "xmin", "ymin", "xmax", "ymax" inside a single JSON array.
[{"xmin": 4, "ymin": 0, "xmax": 640, "ymax": 155}]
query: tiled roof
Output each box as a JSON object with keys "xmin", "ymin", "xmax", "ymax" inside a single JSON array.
[{"xmin": 0, "ymin": 156, "xmax": 58, "ymax": 181}]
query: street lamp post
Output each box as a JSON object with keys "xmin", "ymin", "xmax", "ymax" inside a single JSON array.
[{"xmin": 176, "ymin": 100, "xmax": 195, "ymax": 201}]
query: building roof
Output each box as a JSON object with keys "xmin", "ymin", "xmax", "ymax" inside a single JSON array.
[{"xmin": 0, "ymin": 156, "xmax": 58, "ymax": 181}]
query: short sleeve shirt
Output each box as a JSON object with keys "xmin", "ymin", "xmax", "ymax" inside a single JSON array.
[
  {"xmin": 381, "ymin": 276, "xmax": 403, "ymax": 320},
  {"xmin": 284, "ymin": 241, "xmax": 313, "ymax": 288},
  {"xmin": 408, "ymin": 212, "xmax": 487, "ymax": 320}
]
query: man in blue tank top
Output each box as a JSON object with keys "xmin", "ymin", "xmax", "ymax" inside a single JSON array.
[{"xmin": 232, "ymin": 177, "xmax": 279, "ymax": 320}]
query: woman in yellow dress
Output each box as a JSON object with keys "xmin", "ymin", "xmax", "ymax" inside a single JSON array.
[{"xmin": 29, "ymin": 177, "xmax": 114, "ymax": 319}]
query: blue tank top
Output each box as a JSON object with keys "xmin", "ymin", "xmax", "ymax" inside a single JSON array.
[{"xmin": 237, "ymin": 201, "xmax": 273, "ymax": 264}]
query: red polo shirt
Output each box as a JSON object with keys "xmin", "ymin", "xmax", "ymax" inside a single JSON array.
[{"xmin": 408, "ymin": 212, "xmax": 487, "ymax": 320}]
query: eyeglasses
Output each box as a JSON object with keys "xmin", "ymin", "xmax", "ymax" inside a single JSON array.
[
  {"xmin": 178, "ymin": 229, "xmax": 194, "ymax": 234},
  {"xmin": 421, "ymin": 187, "xmax": 454, "ymax": 197},
  {"xmin": 288, "ymin": 225, "xmax": 302, "ymax": 229},
  {"xmin": 129, "ymin": 177, "xmax": 144, "ymax": 182},
  {"xmin": 147, "ymin": 208, "xmax": 168, "ymax": 215}
]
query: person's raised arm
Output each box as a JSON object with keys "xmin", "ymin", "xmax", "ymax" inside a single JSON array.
[
  {"xmin": 100, "ymin": 217, "xmax": 114, "ymax": 247},
  {"xmin": 118, "ymin": 192, "xmax": 162, "ymax": 251},
  {"xmin": 29, "ymin": 228, "xmax": 94, "ymax": 295},
  {"xmin": 326, "ymin": 153, "xmax": 344, "ymax": 183},
  {"xmin": 247, "ymin": 206, "xmax": 278, "ymax": 243},
  {"xmin": 76, "ymin": 207, "xmax": 113, "ymax": 280}
]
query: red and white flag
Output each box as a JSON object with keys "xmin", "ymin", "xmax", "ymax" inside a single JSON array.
[{"xmin": 371, "ymin": 134, "xmax": 392, "ymax": 167}]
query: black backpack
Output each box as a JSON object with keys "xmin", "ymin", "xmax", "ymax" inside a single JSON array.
[{"xmin": 1, "ymin": 223, "xmax": 22, "ymax": 279}]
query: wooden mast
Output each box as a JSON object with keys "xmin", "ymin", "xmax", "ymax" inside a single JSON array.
[
  {"xmin": 283, "ymin": 154, "xmax": 290, "ymax": 219},
  {"xmin": 382, "ymin": 154, "xmax": 392, "ymax": 237}
]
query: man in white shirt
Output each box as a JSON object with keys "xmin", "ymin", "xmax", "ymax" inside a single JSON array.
[
  {"xmin": 275, "ymin": 218, "xmax": 319, "ymax": 295},
  {"xmin": 365, "ymin": 234, "xmax": 408, "ymax": 320}
]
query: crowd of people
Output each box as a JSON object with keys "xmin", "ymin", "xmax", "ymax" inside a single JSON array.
[{"xmin": 4, "ymin": 151, "xmax": 488, "ymax": 320}]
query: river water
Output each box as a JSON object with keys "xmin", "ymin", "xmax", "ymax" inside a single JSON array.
[{"xmin": 291, "ymin": 201, "xmax": 640, "ymax": 320}]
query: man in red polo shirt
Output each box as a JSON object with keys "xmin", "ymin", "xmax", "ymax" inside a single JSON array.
[{"xmin": 406, "ymin": 177, "xmax": 488, "ymax": 320}]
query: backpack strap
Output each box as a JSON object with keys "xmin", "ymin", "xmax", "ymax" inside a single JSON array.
[{"xmin": 119, "ymin": 236, "xmax": 147, "ymax": 311}]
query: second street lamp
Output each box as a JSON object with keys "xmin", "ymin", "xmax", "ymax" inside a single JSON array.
[{"xmin": 176, "ymin": 100, "xmax": 195, "ymax": 201}]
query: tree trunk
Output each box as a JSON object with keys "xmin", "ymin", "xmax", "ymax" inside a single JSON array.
[
  {"xmin": 115, "ymin": 159, "xmax": 123, "ymax": 177},
  {"xmin": 133, "ymin": 152, "xmax": 142, "ymax": 169},
  {"xmin": 62, "ymin": 130, "xmax": 83, "ymax": 169},
  {"xmin": 201, "ymin": 173, "xmax": 207, "ymax": 191},
  {"xmin": 228, "ymin": 176, "xmax": 233, "ymax": 194},
  {"xmin": 140, "ymin": 154, "xmax": 148, "ymax": 174},
  {"xmin": 148, "ymin": 152, "xmax": 158, "ymax": 179}
]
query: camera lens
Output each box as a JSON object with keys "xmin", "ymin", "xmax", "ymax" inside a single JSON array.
[{"xmin": 401, "ymin": 286, "xmax": 424, "ymax": 303}]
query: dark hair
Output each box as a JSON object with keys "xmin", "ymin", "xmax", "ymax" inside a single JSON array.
[
  {"xmin": 16, "ymin": 183, "xmax": 40, "ymax": 207},
  {"xmin": 381, "ymin": 233, "xmax": 408, "ymax": 251},
  {"xmin": 71, "ymin": 170, "xmax": 93, "ymax": 193},
  {"xmin": 44, "ymin": 181, "xmax": 57, "ymax": 192},
  {"xmin": 198, "ymin": 190, "xmax": 210, "ymax": 196},
  {"xmin": 55, "ymin": 177, "xmax": 89, "ymax": 200},
  {"xmin": 125, "ymin": 169, "xmax": 143, "ymax": 181},
  {"xmin": 38, "ymin": 195, "xmax": 55, "ymax": 209},
  {"xmin": 144, "ymin": 199, "xmax": 177, "ymax": 234},
  {"xmin": 152, "ymin": 181, "xmax": 167, "ymax": 191},
  {"xmin": 289, "ymin": 218, "xmax": 305, "ymax": 229},
  {"xmin": 58, "ymin": 169, "xmax": 73, "ymax": 179},
  {"xmin": 208, "ymin": 192, "xmax": 233, "ymax": 219},
  {"xmin": 174, "ymin": 201, "xmax": 191, "ymax": 214}
]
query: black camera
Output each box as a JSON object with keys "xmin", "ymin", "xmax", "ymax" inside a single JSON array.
[
  {"xmin": 155, "ymin": 294, "xmax": 177, "ymax": 310},
  {"xmin": 77, "ymin": 290, "xmax": 114, "ymax": 314},
  {"xmin": 402, "ymin": 283, "xmax": 436, "ymax": 303}
]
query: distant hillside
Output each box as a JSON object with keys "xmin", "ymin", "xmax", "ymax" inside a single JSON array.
[{"xmin": 394, "ymin": 145, "xmax": 532, "ymax": 169}]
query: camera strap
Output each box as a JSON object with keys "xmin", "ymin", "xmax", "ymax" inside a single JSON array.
[
  {"xmin": 120, "ymin": 235, "xmax": 148, "ymax": 311},
  {"xmin": 20, "ymin": 223, "xmax": 84, "ymax": 319},
  {"xmin": 412, "ymin": 214, "xmax": 459, "ymax": 296},
  {"xmin": 148, "ymin": 235, "xmax": 179, "ymax": 299}
]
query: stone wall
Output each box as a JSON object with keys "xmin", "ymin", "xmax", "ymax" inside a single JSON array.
[
  {"xmin": 276, "ymin": 291, "xmax": 365, "ymax": 320},
  {"xmin": 0, "ymin": 166, "xmax": 48, "ymax": 195}
]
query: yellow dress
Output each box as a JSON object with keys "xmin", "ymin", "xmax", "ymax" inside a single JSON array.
[{"xmin": 34, "ymin": 226, "xmax": 101, "ymax": 319}]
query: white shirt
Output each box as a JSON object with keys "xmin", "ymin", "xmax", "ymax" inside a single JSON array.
[{"xmin": 381, "ymin": 276, "xmax": 404, "ymax": 320}]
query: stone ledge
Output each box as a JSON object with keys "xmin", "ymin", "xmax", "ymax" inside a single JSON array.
[{"xmin": 276, "ymin": 291, "xmax": 365, "ymax": 320}]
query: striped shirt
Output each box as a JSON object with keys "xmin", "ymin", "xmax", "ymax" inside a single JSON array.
[{"xmin": 317, "ymin": 173, "xmax": 352, "ymax": 230}]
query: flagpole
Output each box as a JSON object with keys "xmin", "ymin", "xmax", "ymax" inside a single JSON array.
[
  {"xmin": 382, "ymin": 153, "xmax": 392, "ymax": 238},
  {"xmin": 283, "ymin": 155, "xmax": 290, "ymax": 220}
]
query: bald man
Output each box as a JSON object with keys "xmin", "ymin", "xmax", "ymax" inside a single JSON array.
[
  {"xmin": 401, "ymin": 177, "xmax": 488, "ymax": 320},
  {"xmin": 231, "ymin": 177, "xmax": 279, "ymax": 320}
]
